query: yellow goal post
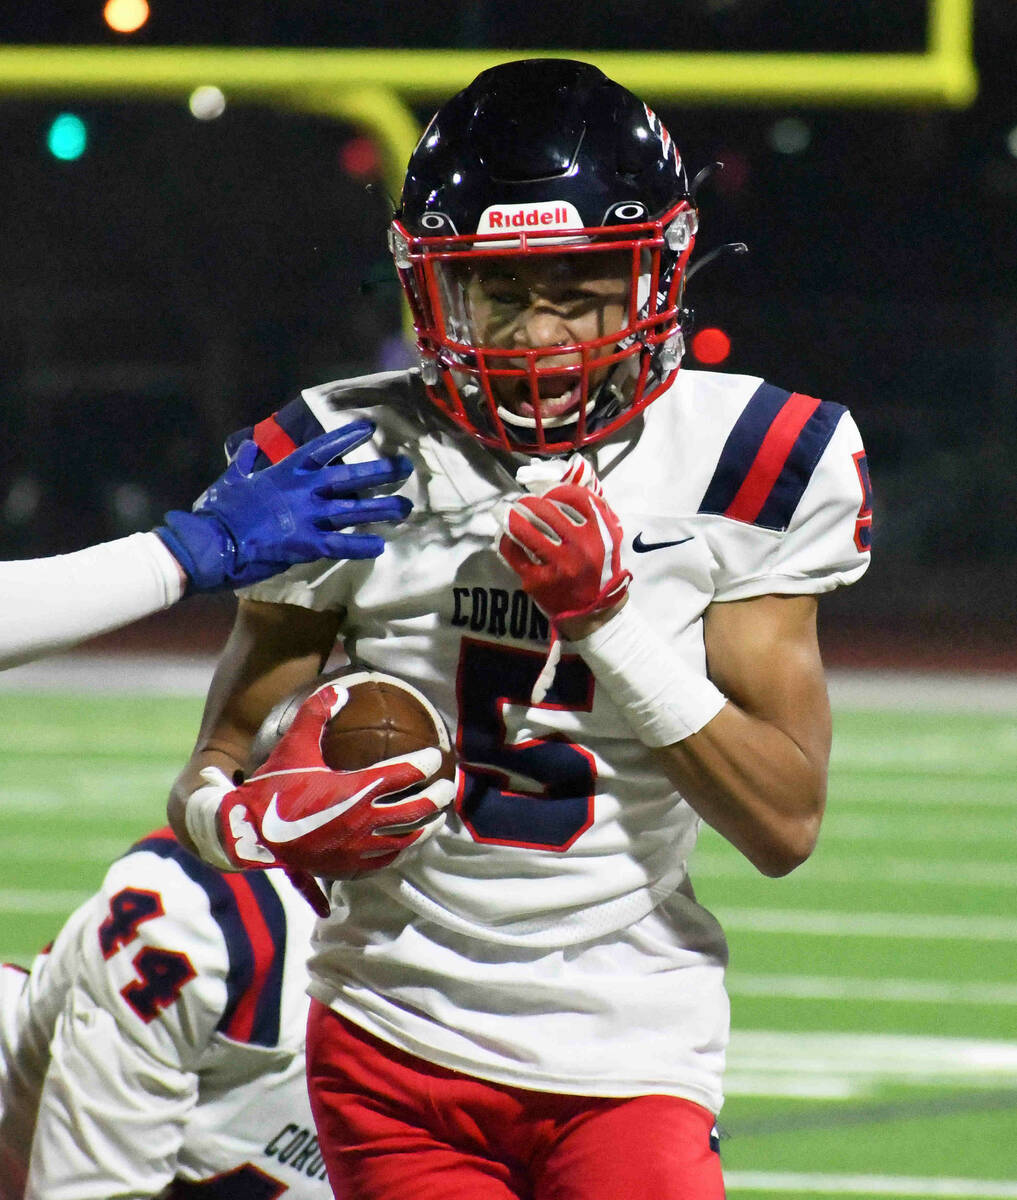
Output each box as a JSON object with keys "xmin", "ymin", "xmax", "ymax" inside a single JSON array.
[{"xmin": 0, "ymin": 0, "xmax": 978, "ymax": 204}]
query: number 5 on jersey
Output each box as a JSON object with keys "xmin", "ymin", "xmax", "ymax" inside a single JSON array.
[{"xmin": 455, "ymin": 638, "xmax": 596, "ymax": 851}]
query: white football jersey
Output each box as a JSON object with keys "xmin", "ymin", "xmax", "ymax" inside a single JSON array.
[
  {"xmin": 0, "ymin": 831, "xmax": 332, "ymax": 1200},
  {"xmin": 237, "ymin": 367, "xmax": 871, "ymax": 1114}
]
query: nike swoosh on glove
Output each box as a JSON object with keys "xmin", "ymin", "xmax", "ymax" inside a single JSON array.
[{"xmin": 185, "ymin": 683, "xmax": 456, "ymax": 898}]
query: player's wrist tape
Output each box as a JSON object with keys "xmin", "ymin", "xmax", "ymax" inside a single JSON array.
[
  {"xmin": 183, "ymin": 767, "xmax": 238, "ymax": 872},
  {"xmin": 568, "ymin": 603, "xmax": 727, "ymax": 747}
]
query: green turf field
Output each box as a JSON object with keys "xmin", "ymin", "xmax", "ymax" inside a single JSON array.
[{"xmin": 1, "ymin": 687, "xmax": 1014, "ymax": 1197}]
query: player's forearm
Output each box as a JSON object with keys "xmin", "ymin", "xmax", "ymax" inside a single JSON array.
[
  {"xmin": 652, "ymin": 704, "xmax": 827, "ymax": 876},
  {"xmin": 0, "ymin": 532, "xmax": 185, "ymax": 670},
  {"xmin": 168, "ymin": 598, "xmax": 344, "ymax": 856},
  {"xmin": 568, "ymin": 596, "xmax": 830, "ymax": 876}
]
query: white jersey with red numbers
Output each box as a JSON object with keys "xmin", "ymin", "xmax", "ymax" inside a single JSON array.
[
  {"xmin": 0, "ymin": 830, "xmax": 332, "ymax": 1200},
  {"xmin": 237, "ymin": 366, "xmax": 872, "ymax": 1115}
]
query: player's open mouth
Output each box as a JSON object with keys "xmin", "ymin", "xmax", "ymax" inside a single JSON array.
[
  {"xmin": 513, "ymin": 382, "xmax": 582, "ymax": 421},
  {"xmin": 497, "ymin": 378, "xmax": 597, "ymax": 431}
]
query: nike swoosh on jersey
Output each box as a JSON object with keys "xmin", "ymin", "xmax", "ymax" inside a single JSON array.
[
  {"xmin": 261, "ymin": 779, "xmax": 385, "ymax": 844},
  {"xmin": 631, "ymin": 532, "xmax": 694, "ymax": 553}
]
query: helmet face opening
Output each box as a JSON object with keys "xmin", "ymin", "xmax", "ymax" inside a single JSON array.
[{"xmin": 391, "ymin": 58, "xmax": 697, "ymax": 456}]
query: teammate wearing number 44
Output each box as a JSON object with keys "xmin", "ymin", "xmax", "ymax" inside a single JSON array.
[
  {"xmin": 0, "ymin": 829, "xmax": 331, "ymax": 1199},
  {"xmin": 172, "ymin": 58, "xmax": 873, "ymax": 1200}
]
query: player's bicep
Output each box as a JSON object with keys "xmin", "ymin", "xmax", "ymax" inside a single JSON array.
[
  {"xmin": 704, "ymin": 592, "xmax": 831, "ymax": 764},
  {"xmin": 170, "ymin": 598, "xmax": 342, "ymax": 848},
  {"xmin": 197, "ymin": 598, "xmax": 344, "ymax": 767}
]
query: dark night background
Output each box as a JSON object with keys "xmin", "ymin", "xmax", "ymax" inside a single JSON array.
[{"xmin": 2, "ymin": 3, "xmax": 1015, "ymax": 667}]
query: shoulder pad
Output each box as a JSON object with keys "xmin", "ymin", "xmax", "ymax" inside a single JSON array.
[{"xmin": 224, "ymin": 395, "xmax": 325, "ymax": 468}]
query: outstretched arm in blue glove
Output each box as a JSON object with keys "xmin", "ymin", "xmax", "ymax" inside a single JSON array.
[
  {"xmin": 0, "ymin": 420, "xmax": 411, "ymax": 672},
  {"xmin": 155, "ymin": 419, "xmax": 413, "ymax": 592}
]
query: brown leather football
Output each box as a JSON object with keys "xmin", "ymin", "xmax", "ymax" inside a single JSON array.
[
  {"xmin": 320, "ymin": 674, "xmax": 454, "ymax": 775},
  {"xmin": 251, "ymin": 668, "xmax": 455, "ymax": 781}
]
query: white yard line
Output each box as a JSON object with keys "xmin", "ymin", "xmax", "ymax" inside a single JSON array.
[
  {"xmin": 724, "ymin": 1074, "xmax": 863, "ymax": 1099},
  {"xmin": 729, "ymin": 1030, "xmax": 1017, "ymax": 1081},
  {"xmin": 816, "ymin": 816, "xmax": 1011, "ymax": 843},
  {"xmin": 826, "ymin": 670, "xmax": 1017, "ymax": 713},
  {"xmin": 3, "ymin": 835, "xmax": 149, "ymax": 862},
  {"xmin": 1, "ymin": 657, "xmax": 1016, "ymax": 710},
  {"xmin": 694, "ymin": 853, "xmax": 1017, "ymax": 886},
  {"xmin": 825, "ymin": 788, "xmax": 1014, "ymax": 810},
  {"xmin": 725, "ymin": 1030, "xmax": 1017, "ymax": 1100},
  {"xmin": 724, "ymin": 1027, "xmax": 1017, "ymax": 1097},
  {"xmin": 716, "ymin": 908, "xmax": 1017, "ymax": 941},
  {"xmin": 0, "ymin": 888, "xmax": 91, "ymax": 914},
  {"xmin": 724, "ymin": 1171, "xmax": 1017, "ymax": 1198},
  {"xmin": 0, "ymin": 653, "xmax": 217, "ymax": 694},
  {"xmin": 727, "ymin": 973, "xmax": 1017, "ymax": 1006}
]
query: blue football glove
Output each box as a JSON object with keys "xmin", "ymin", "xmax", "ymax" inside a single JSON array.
[{"xmin": 155, "ymin": 419, "xmax": 413, "ymax": 592}]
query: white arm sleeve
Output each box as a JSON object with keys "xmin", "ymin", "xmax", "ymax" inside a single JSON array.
[{"xmin": 0, "ymin": 532, "xmax": 185, "ymax": 671}]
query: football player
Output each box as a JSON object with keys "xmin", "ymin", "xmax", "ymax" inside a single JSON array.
[
  {"xmin": 0, "ymin": 828, "xmax": 333, "ymax": 1199},
  {"xmin": 170, "ymin": 59, "xmax": 873, "ymax": 1199},
  {"xmin": 0, "ymin": 419, "xmax": 411, "ymax": 670}
]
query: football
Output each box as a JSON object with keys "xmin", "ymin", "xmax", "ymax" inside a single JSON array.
[{"xmin": 251, "ymin": 667, "xmax": 456, "ymax": 782}]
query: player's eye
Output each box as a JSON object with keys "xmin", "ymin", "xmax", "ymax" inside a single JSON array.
[
  {"xmin": 554, "ymin": 288, "xmax": 594, "ymax": 306},
  {"xmin": 481, "ymin": 281, "xmax": 526, "ymax": 306}
]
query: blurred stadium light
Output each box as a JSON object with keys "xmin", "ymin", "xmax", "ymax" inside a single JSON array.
[
  {"xmin": 691, "ymin": 327, "xmax": 733, "ymax": 365},
  {"xmin": 102, "ymin": 0, "xmax": 150, "ymax": 36},
  {"xmin": 45, "ymin": 112, "xmax": 88, "ymax": 160}
]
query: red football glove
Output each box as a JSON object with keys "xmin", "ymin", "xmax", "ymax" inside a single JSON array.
[
  {"xmin": 496, "ymin": 482, "xmax": 631, "ymax": 624},
  {"xmin": 186, "ymin": 683, "xmax": 456, "ymax": 895}
]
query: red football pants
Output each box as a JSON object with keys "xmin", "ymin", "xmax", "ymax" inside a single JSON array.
[{"xmin": 306, "ymin": 1000, "xmax": 725, "ymax": 1200}]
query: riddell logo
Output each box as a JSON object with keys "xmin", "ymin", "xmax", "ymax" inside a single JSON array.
[{"xmin": 477, "ymin": 201, "xmax": 583, "ymax": 235}]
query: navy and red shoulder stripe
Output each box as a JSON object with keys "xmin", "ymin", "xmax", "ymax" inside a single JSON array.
[
  {"xmin": 127, "ymin": 830, "xmax": 288, "ymax": 1047},
  {"xmin": 698, "ymin": 382, "xmax": 846, "ymax": 531},
  {"xmin": 225, "ymin": 396, "xmax": 325, "ymax": 468}
]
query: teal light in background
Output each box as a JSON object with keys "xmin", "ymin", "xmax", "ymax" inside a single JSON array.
[{"xmin": 47, "ymin": 113, "xmax": 88, "ymax": 161}]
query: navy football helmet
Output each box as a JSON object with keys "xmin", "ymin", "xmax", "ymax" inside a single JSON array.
[{"xmin": 390, "ymin": 58, "xmax": 698, "ymax": 456}]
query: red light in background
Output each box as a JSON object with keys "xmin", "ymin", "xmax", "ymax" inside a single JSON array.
[
  {"xmin": 711, "ymin": 151, "xmax": 750, "ymax": 194},
  {"xmin": 340, "ymin": 136, "xmax": 382, "ymax": 179},
  {"xmin": 691, "ymin": 327, "xmax": 732, "ymax": 365}
]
